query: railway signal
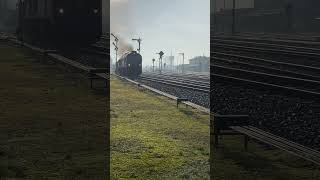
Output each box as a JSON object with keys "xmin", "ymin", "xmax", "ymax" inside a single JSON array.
[
  {"xmin": 152, "ymin": 58, "xmax": 155, "ymax": 72},
  {"xmin": 132, "ymin": 38, "xmax": 142, "ymax": 53},
  {"xmin": 157, "ymin": 51, "xmax": 164, "ymax": 73}
]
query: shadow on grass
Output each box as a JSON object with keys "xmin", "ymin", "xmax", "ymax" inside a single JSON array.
[
  {"xmin": 212, "ymin": 147, "xmax": 293, "ymax": 180},
  {"xmin": 178, "ymin": 107, "xmax": 195, "ymax": 116}
]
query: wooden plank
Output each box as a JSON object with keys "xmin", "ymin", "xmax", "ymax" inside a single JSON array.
[
  {"xmin": 95, "ymin": 73, "xmax": 109, "ymax": 80},
  {"xmin": 48, "ymin": 53, "xmax": 91, "ymax": 72},
  {"xmin": 245, "ymin": 126, "xmax": 320, "ymax": 158},
  {"xmin": 231, "ymin": 126, "xmax": 320, "ymax": 165}
]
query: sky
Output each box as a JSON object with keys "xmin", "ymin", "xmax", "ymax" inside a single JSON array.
[{"xmin": 110, "ymin": 0, "xmax": 210, "ymax": 67}]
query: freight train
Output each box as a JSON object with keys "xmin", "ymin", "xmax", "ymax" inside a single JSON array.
[
  {"xmin": 116, "ymin": 51, "xmax": 142, "ymax": 79},
  {"xmin": 17, "ymin": 0, "xmax": 102, "ymax": 47}
]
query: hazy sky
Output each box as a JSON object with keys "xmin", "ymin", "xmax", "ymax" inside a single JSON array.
[{"xmin": 110, "ymin": 0, "xmax": 210, "ymax": 66}]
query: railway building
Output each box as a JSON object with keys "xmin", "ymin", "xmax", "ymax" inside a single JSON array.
[
  {"xmin": 164, "ymin": 55, "xmax": 175, "ymax": 72},
  {"xmin": 181, "ymin": 56, "xmax": 210, "ymax": 73}
]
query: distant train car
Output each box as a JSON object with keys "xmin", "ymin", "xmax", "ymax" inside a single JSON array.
[
  {"xmin": 17, "ymin": 0, "xmax": 102, "ymax": 47},
  {"xmin": 116, "ymin": 51, "xmax": 142, "ymax": 79}
]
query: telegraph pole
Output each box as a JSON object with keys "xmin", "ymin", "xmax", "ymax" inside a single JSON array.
[
  {"xmin": 111, "ymin": 33, "xmax": 119, "ymax": 71},
  {"xmin": 179, "ymin": 53, "xmax": 185, "ymax": 73},
  {"xmin": 132, "ymin": 37, "xmax": 142, "ymax": 53}
]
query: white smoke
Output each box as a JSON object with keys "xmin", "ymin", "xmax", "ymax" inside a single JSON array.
[{"xmin": 110, "ymin": 0, "xmax": 135, "ymax": 56}]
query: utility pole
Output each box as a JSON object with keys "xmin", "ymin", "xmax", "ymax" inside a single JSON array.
[
  {"xmin": 111, "ymin": 33, "xmax": 119, "ymax": 71},
  {"xmin": 132, "ymin": 37, "xmax": 142, "ymax": 53},
  {"xmin": 179, "ymin": 53, "xmax": 185, "ymax": 73},
  {"xmin": 152, "ymin": 58, "xmax": 155, "ymax": 72},
  {"xmin": 232, "ymin": 0, "xmax": 236, "ymax": 35}
]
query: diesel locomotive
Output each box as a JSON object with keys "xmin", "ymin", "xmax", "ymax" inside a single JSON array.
[
  {"xmin": 17, "ymin": 0, "xmax": 102, "ymax": 47},
  {"xmin": 116, "ymin": 51, "xmax": 142, "ymax": 79}
]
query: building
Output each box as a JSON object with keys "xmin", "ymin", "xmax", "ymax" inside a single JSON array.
[
  {"xmin": 180, "ymin": 56, "xmax": 210, "ymax": 73},
  {"xmin": 164, "ymin": 55, "xmax": 174, "ymax": 71}
]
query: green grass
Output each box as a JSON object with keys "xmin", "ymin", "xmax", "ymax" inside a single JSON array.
[
  {"xmin": 110, "ymin": 77, "xmax": 210, "ymax": 179},
  {"xmin": 0, "ymin": 42, "xmax": 106, "ymax": 179}
]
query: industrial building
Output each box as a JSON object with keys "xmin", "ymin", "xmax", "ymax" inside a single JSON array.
[{"xmin": 179, "ymin": 56, "xmax": 210, "ymax": 73}]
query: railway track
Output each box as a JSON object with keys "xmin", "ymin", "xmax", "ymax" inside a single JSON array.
[
  {"xmin": 140, "ymin": 73, "xmax": 210, "ymax": 93},
  {"xmin": 211, "ymin": 62, "xmax": 320, "ymax": 98},
  {"xmin": 211, "ymin": 35, "xmax": 320, "ymax": 150},
  {"xmin": 213, "ymin": 33, "xmax": 320, "ymax": 48},
  {"xmin": 212, "ymin": 52, "xmax": 320, "ymax": 80},
  {"xmin": 138, "ymin": 73, "xmax": 210, "ymax": 108},
  {"xmin": 212, "ymin": 41, "xmax": 320, "ymax": 59},
  {"xmin": 211, "ymin": 36, "xmax": 320, "ymax": 98}
]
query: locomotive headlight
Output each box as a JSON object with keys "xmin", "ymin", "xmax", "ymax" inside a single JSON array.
[
  {"xmin": 128, "ymin": 64, "xmax": 131, "ymax": 67},
  {"xmin": 58, "ymin": 8, "xmax": 64, "ymax": 14},
  {"xmin": 93, "ymin": 9, "xmax": 99, "ymax": 14}
]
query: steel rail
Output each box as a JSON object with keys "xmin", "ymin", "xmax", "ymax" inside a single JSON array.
[
  {"xmin": 212, "ymin": 73, "xmax": 320, "ymax": 98},
  {"xmin": 141, "ymin": 74, "xmax": 209, "ymax": 86},
  {"xmin": 139, "ymin": 76, "xmax": 210, "ymax": 93},
  {"xmin": 212, "ymin": 37, "xmax": 320, "ymax": 53},
  {"xmin": 211, "ymin": 55, "xmax": 320, "ymax": 81},
  {"xmin": 212, "ymin": 42, "xmax": 320, "ymax": 58}
]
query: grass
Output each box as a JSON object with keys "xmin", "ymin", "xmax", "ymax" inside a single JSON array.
[
  {"xmin": 1, "ymin": 40, "xmax": 319, "ymax": 179},
  {"xmin": 0, "ymin": 42, "xmax": 106, "ymax": 179},
  {"xmin": 110, "ymin": 75, "xmax": 320, "ymax": 180},
  {"xmin": 110, "ymin": 76, "xmax": 210, "ymax": 179}
]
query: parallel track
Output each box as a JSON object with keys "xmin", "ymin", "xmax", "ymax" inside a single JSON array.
[{"xmin": 139, "ymin": 73, "xmax": 210, "ymax": 93}]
